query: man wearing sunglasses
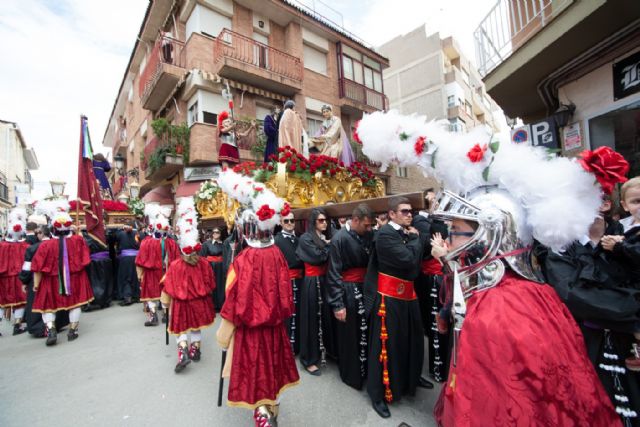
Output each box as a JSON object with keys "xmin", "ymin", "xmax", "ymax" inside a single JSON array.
[
  {"xmin": 274, "ymin": 212, "xmax": 304, "ymax": 355},
  {"xmin": 364, "ymin": 197, "xmax": 432, "ymax": 418},
  {"xmin": 327, "ymin": 204, "xmax": 374, "ymax": 390}
]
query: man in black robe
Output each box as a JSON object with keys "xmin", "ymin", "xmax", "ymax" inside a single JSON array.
[
  {"xmin": 200, "ymin": 227, "xmax": 225, "ymax": 310},
  {"xmin": 296, "ymin": 208, "xmax": 331, "ymax": 375},
  {"xmin": 537, "ymin": 213, "xmax": 640, "ymax": 425},
  {"xmin": 364, "ymin": 196, "xmax": 433, "ymax": 418},
  {"xmin": 327, "ymin": 204, "xmax": 374, "ymax": 390},
  {"xmin": 275, "ymin": 212, "xmax": 304, "ymax": 354},
  {"xmin": 82, "ymin": 231, "xmax": 114, "ymax": 311},
  {"xmin": 115, "ymin": 223, "xmax": 140, "ymax": 306},
  {"xmin": 412, "ymin": 190, "xmax": 451, "ymax": 383},
  {"xmin": 19, "ymin": 226, "xmax": 69, "ymax": 337}
]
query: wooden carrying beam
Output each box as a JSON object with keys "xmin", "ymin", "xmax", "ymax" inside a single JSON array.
[{"xmin": 291, "ymin": 192, "xmax": 426, "ymax": 219}]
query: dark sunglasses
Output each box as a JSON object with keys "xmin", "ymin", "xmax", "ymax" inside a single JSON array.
[
  {"xmin": 448, "ymin": 231, "xmax": 475, "ymax": 242},
  {"xmin": 212, "ymin": 230, "xmax": 221, "ymax": 234},
  {"xmin": 316, "ymin": 218, "xmax": 327, "ymax": 223},
  {"xmin": 397, "ymin": 209, "xmax": 412, "ymax": 216},
  {"xmin": 282, "ymin": 219, "xmax": 295, "ymax": 224}
]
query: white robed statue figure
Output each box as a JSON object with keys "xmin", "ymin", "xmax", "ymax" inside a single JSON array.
[{"xmin": 311, "ymin": 105, "xmax": 356, "ymax": 166}]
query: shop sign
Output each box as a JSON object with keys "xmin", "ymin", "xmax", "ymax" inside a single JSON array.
[
  {"xmin": 613, "ymin": 50, "xmax": 640, "ymax": 101},
  {"xmin": 184, "ymin": 166, "xmax": 220, "ymax": 182},
  {"xmin": 562, "ymin": 122, "xmax": 583, "ymax": 151},
  {"xmin": 511, "ymin": 119, "xmax": 559, "ymax": 150}
]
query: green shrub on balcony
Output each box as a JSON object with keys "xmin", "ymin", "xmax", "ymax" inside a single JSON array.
[{"xmin": 151, "ymin": 119, "xmax": 191, "ymax": 165}]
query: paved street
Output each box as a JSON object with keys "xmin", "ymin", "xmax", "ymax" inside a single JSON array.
[{"xmin": 0, "ymin": 304, "xmax": 439, "ymax": 427}]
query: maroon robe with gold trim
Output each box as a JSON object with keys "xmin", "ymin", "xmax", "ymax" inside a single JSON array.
[
  {"xmin": 136, "ymin": 237, "xmax": 180, "ymax": 301},
  {"xmin": 164, "ymin": 257, "xmax": 216, "ymax": 334},
  {"xmin": 0, "ymin": 241, "xmax": 29, "ymax": 308},
  {"xmin": 221, "ymin": 245, "xmax": 300, "ymax": 409},
  {"xmin": 31, "ymin": 236, "xmax": 93, "ymax": 313}
]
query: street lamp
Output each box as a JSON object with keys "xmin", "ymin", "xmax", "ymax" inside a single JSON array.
[
  {"xmin": 129, "ymin": 182, "xmax": 141, "ymax": 199},
  {"xmin": 114, "ymin": 153, "xmax": 125, "ymax": 170},
  {"xmin": 50, "ymin": 180, "xmax": 66, "ymax": 197},
  {"xmin": 552, "ymin": 103, "xmax": 576, "ymax": 128},
  {"xmin": 113, "ymin": 152, "xmax": 140, "ymax": 181}
]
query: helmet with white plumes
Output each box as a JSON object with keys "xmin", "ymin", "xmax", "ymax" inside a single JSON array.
[
  {"xmin": 6, "ymin": 207, "xmax": 27, "ymax": 241},
  {"xmin": 144, "ymin": 203, "xmax": 171, "ymax": 238},
  {"xmin": 216, "ymin": 169, "xmax": 290, "ymax": 248},
  {"xmin": 175, "ymin": 197, "xmax": 201, "ymax": 256},
  {"xmin": 357, "ymin": 110, "xmax": 627, "ymax": 294}
]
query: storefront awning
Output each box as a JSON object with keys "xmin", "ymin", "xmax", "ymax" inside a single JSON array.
[{"xmin": 199, "ymin": 70, "xmax": 287, "ymax": 103}]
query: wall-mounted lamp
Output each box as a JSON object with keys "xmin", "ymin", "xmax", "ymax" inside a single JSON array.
[{"xmin": 552, "ymin": 103, "xmax": 576, "ymax": 128}]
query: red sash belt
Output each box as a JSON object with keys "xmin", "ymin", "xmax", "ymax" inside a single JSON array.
[
  {"xmin": 304, "ymin": 263, "xmax": 327, "ymax": 277},
  {"xmin": 206, "ymin": 256, "xmax": 223, "ymax": 262},
  {"xmin": 378, "ymin": 273, "xmax": 416, "ymax": 301},
  {"xmin": 289, "ymin": 268, "xmax": 303, "ymax": 280},
  {"xmin": 342, "ymin": 267, "xmax": 367, "ymax": 283},
  {"xmin": 421, "ymin": 258, "xmax": 443, "ymax": 276}
]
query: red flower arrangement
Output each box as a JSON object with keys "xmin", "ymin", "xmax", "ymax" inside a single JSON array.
[
  {"xmin": 13, "ymin": 224, "xmax": 22, "ymax": 232},
  {"xmin": 256, "ymin": 204, "xmax": 276, "ymax": 221},
  {"xmin": 182, "ymin": 243, "xmax": 202, "ymax": 255},
  {"xmin": 233, "ymin": 161, "xmax": 258, "ymax": 176},
  {"xmin": 280, "ymin": 203, "xmax": 291, "ymax": 218},
  {"xmin": 414, "ymin": 136, "xmax": 426, "ymax": 156},
  {"xmin": 347, "ymin": 161, "xmax": 378, "ymax": 187},
  {"xmin": 69, "ymin": 200, "xmax": 129, "ymax": 212},
  {"xmin": 467, "ymin": 144, "xmax": 488, "ymax": 163},
  {"xmin": 579, "ymin": 146, "xmax": 629, "ymax": 194}
]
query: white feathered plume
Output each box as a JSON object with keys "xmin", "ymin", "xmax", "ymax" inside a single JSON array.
[
  {"xmin": 216, "ymin": 169, "xmax": 290, "ymax": 231},
  {"xmin": 7, "ymin": 207, "xmax": 28, "ymax": 240},
  {"xmin": 175, "ymin": 197, "xmax": 200, "ymax": 254},
  {"xmin": 357, "ymin": 110, "xmax": 603, "ymax": 251}
]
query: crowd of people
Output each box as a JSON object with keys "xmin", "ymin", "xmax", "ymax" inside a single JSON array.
[{"xmin": 1, "ymin": 120, "xmax": 640, "ymax": 426}]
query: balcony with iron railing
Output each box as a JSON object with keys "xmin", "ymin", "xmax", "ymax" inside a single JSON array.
[
  {"xmin": 139, "ymin": 35, "xmax": 187, "ymax": 111},
  {"xmin": 339, "ymin": 78, "xmax": 387, "ymax": 113},
  {"xmin": 474, "ymin": 0, "xmax": 573, "ymax": 77},
  {"xmin": 212, "ymin": 29, "xmax": 303, "ymax": 95}
]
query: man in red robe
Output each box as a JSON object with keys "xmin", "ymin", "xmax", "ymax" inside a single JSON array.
[
  {"xmin": 136, "ymin": 212, "xmax": 179, "ymax": 326},
  {"xmin": 215, "ymin": 169, "xmax": 299, "ymax": 427},
  {"xmin": 32, "ymin": 209, "xmax": 94, "ymax": 346},
  {"xmin": 0, "ymin": 208, "xmax": 30, "ymax": 335}
]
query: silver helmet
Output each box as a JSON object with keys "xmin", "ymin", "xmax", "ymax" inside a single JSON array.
[
  {"xmin": 433, "ymin": 187, "xmax": 543, "ymax": 296},
  {"xmin": 236, "ymin": 208, "xmax": 275, "ymax": 249}
]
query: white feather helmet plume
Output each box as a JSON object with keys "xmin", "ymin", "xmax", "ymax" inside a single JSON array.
[
  {"xmin": 7, "ymin": 207, "xmax": 27, "ymax": 241},
  {"xmin": 357, "ymin": 111, "xmax": 628, "ymax": 252},
  {"xmin": 144, "ymin": 203, "xmax": 171, "ymax": 236},
  {"xmin": 33, "ymin": 199, "xmax": 73, "ymax": 233},
  {"xmin": 175, "ymin": 197, "xmax": 200, "ymax": 255},
  {"xmin": 216, "ymin": 169, "xmax": 291, "ymax": 231}
]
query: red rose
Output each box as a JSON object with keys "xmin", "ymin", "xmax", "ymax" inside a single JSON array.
[
  {"xmin": 13, "ymin": 224, "xmax": 22, "ymax": 232},
  {"xmin": 182, "ymin": 246, "xmax": 193, "ymax": 255},
  {"xmin": 579, "ymin": 146, "xmax": 629, "ymax": 194},
  {"xmin": 352, "ymin": 120, "xmax": 362, "ymax": 144},
  {"xmin": 285, "ymin": 145, "xmax": 291, "ymax": 150},
  {"xmin": 254, "ymin": 186, "xmax": 264, "ymax": 192},
  {"xmin": 277, "ymin": 147, "xmax": 284, "ymax": 153},
  {"xmin": 280, "ymin": 203, "xmax": 291, "ymax": 218},
  {"xmin": 268, "ymin": 165, "xmax": 274, "ymax": 171},
  {"xmin": 299, "ymin": 162, "xmax": 307, "ymax": 170},
  {"xmin": 194, "ymin": 243, "xmax": 202, "ymax": 252},
  {"xmin": 339, "ymin": 161, "xmax": 344, "ymax": 167},
  {"xmin": 256, "ymin": 204, "xmax": 276, "ymax": 221},
  {"xmin": 309, "ymin": 166, "xmax": 317, "ymax": 173},
  {"xmin": 156, "ymin": 223, "xmax": 162, "ymax": 230},
  {"xmin": 228, "ymin": 100, "xmax": 234, "ymax": 110},
  {"xmin": 330, "ymin": 168, "xmax": 336, "ymax": 176},
  {"xmin": 64, "ymin": 221, "xmax": 72, "ymax": 227},
  {"xmin": 289, "ymin": 164, "xmax": 297, "ymax": 172},
  {"xmin": 279, "ymin": 157, "xmax": 287, "ymax": 163},
  {"xmin": 414, "ymin": 136, "xmax": 426, "ymax": 155},
  {"xmin": 467, "ymin": 143, "xmax": 488, "ymax": 163},
  {"xmin": 53, "ymin": 221, "xmax": 61, "ymax": 229}
]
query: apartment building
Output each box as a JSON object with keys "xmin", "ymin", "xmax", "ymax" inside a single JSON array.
[
  {"xmin": 378, "ymin": 24, "xmax": 501, "ymax": 194},
  {"xmin": 475, "ymin": 0, "xmax": 640, "ymax": 176},
  {"xmin": 0, "ymin": 120, "xmax": 39, "ymax": 230},
  {"xmin": 102, "ymin": 0, "xmax": 389, "ymax": 202}
]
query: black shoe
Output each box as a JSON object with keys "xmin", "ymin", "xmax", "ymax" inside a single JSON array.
[
  {"xmin": 372, "ymin": 400, "xmax": 390, "ymax": 418},
  {"xmin": 305, "ymin": 366, "xmax": 321, "ymax": 376},
  {"xmin": 144, "ymin": 311, "xmax": 159, "ymax": 327},
  {"xmin": 174, "ymin": 346, "xmax": 191, "ymax": 373},
  {"xmin": 13, "ymin": 324, "xmax": 26, "ymax": 336},
  {"xmin": 67, "ymin": 328, "xmax": 79, "ymax": 341},
  {"xmin": 46, "ymin": 328, "xmax": 57, "ymax": 346},
  {"xmin": 418, "ymin": 376, "xmax": 434, "ymax": 389},
  {"xmin": 119, "ymin": 297, "xmax": 133, "ymax": 306},
  {"xmin": 189, "ymin": 344, "xmax": 201, "ymax": 362}
]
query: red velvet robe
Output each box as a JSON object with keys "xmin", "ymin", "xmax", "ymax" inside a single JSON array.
[
  {"xmin": 136, "ymin": 237, "xmax": 180, "ymax": 301},
  {"xmin": 221, "ymin": 246, "xmax": 300, "ymax": 409},
  {"xmin": 434, "ymin": 273, "xmax": 621, "ymax": 427},
  {"xmin": 0, "ymin": 241, "xmax": 29, "ymax": 308},
  {"xmin": 163, "ymin": 257, "xmax": 216, "ymax": 334},
  {"xmin": 31, "ymin": 236, "xmax": 93, "ymax": 313}
]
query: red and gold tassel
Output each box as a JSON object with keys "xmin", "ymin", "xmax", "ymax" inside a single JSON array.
[{"xmin": 377, "ymin": 296, "xmax": 393, "ymax": 403}]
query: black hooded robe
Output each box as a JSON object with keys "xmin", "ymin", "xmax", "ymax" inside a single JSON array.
[
  {"xmin": 364, "ymin": 223, "xmax": 426, "ymax": 404},
  {"xmin": 83, "ymin": 233, "xmax": 114, "ymax": 309},
  {"xmin": 296, "ymin": 232, "xmax": 331, "ymax": 368},
  {"xmin": 275, "ymin": 230, "xmax": 304, "ymax": 355},
  {"xmin": 200, "ymin": 240, "xmax": 225, "ymax": 310},
  {"xmin": 115, "ymin": 229, "xmax": 140, "ymax": 301},
  {"xmin": 326, "ymin": 226, "xmax": 371, "ymax": 390},
  {"xmin": 538, "ymin": 240, "xmax": 640, "ymax": 426}
]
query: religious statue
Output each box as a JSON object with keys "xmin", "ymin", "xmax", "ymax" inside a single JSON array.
[
  {"xmin": 263, "ymin": 105, "xmax": 280, "ymax": 163},
  {"xmin": 310, "ymin": 105, "xmax": 355, "ymax": 166},
  {"xmin": 278, "ymin": 100, "xmax": 303, "ymax": 154}
]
